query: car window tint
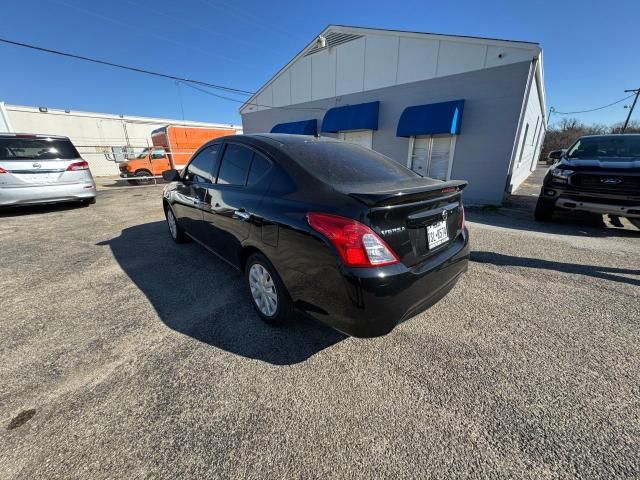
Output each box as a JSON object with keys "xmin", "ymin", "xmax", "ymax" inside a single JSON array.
[
  {"xmin": 217, "ymin": 144, "xmax": 253, "ymax": 186},
  {"xmin": 247, "ymin": 152, "xmax": 271, "ymax": 186},
  {"xmin": 0, "ymin": 137, "xmax": 80, "ymax": 160},
  {"xmin": 285, "ymin": 141, "xmax": 419, "ymax": 185},
  {"xmin": 185, "ymin": 144, "xmax": 219, "ymax": 183}
]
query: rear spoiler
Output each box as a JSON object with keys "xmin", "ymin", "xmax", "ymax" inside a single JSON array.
[{"xmin": 348, "ymin": 180, "xmax": 468, "ymax": 207}]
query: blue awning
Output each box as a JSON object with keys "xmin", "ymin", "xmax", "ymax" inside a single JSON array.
[
  {"xmin": 396, "ymin": 100, "xmax": 465, "ymax": 137},
  {"xmin": 321, "ymin": 101, "xmax": 379, "ymax": 133},
  {"xmin": 270, "ymin": 119, "xmax": 317, "ymax": 135}
]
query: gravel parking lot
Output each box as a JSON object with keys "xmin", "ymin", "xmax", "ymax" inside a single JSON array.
[{"xmin": 1, "ymin": 166, "xmax": 639, "ymax": 479}]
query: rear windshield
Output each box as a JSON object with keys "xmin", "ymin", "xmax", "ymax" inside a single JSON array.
[
  {"xmin": 0, "ymin": 137, "xmax": 80, "ymax": 160},
  {"xmin": 567, "ymin": 136, "xmax": 640, "ymax": 159},
  {"xmin": 285, "ymin": 141, "xmax": 419, "ymax": 184}
]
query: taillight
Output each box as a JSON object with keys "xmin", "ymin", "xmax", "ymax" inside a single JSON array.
[
  {"xmin": 66, "ymin": 160, "xmax": 89, "ymax": 171},
  {"xmin": 306, "ymin": 212, "xmax": 399, "ymax": 268},
  {"xmin": 0, "ymin": 167, "xmax": 7, "ymax": 174},
  {"xmin": 460, "ymin": 204, "xmax": 466, "ymax": 230}
]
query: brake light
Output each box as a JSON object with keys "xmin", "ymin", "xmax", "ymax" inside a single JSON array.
[
  {"xmin": 307, "ymin": 212, "xmax": 399, "ymax": 267},
  {"xmin": 66, "ymin": 161, "xmax": 89, "ymax": 171},
  {"xmin": 460, "ymin": 204, "xmax": 466, "ymax": 230},
  {"xmin": 440, "ymin": 187, "xmax": 457, "ymax": 194},
  {"xmin": 0, "ymin": 167, "xmax": 7, "ymax": 174}
]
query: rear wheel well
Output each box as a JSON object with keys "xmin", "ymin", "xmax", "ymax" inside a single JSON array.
[{"xmin": 240, "ymin": 246, "xmax": 264, "ymax": 272}]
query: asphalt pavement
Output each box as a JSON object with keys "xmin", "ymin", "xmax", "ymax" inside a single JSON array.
[{"xmin": 1, "ymin": 166, "xmax": 638, "ymax": 479}]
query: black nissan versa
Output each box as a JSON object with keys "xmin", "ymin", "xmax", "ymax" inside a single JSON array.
[{"xmin": 162, "ymin": 134, "xmax": 469, "ymax": 337}]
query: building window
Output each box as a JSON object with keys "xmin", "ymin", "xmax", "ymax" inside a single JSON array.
[
  {"xmin": 338, "ymin": 130, "xmax": 373, "ymax": 149},
  {"xmin": 407, "ymin": 134, "xmax": 455, "ymax": 181}
]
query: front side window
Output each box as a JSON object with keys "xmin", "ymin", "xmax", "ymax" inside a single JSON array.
[
  {"xmin": 567, "ymin": 136, "xmax": 640, "ymax": 160},
  {"xmin": 151, "ymin": 147, "xmax": 166, "ymax": 159},
  {"xmin": 183, "ymin": 144, "xmax": 219, "ymax": 183},
  {"xmin": 217, "ymin": 144, "xmax": 253, "ymax": 186}
]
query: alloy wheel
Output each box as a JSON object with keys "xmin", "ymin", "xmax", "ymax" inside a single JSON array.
[{"xmin": 249, "ymin": 263, "xmax": 278, "ymax": 317}]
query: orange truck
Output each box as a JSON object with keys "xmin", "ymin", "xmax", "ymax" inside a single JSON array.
[{"xmin": 118, "ymin": 125, "xmax": 236, "ymax": 184}]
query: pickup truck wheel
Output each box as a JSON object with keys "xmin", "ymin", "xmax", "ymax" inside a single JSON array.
[
  {"xmin": 534, "ymin": 196, "xmax": 555, "ymax": 221},
  {"xmin": 165, "ymin": 207, "xmax": 187, "ymax": 243},
  {"xmin": 245, "ymin": 253, "xmax": 291, "ymax": 326},
  {"xmin": 134, "ymin": 170, "xmax": 153, "ymax": 185}
]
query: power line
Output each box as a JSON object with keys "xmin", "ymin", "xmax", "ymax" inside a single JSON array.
[
  {"xmin": 622, "ymin": 88, "xmax": 640, "ymax": 133},
  {"xmin": 179, "ymin": 81, "xmax": 327, "ymax": 112},
  {"xmin": 0, "ymin": 36, "xmax": 255, "ymax": 96},
  {"xmin": 551, "ymin": 94, "xmax": 635, "ymax": 115}
]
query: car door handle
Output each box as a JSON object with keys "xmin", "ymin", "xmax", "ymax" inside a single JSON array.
[{"xmin": 233, "ymin": 209, "xmax": 251, "ymax": 220}]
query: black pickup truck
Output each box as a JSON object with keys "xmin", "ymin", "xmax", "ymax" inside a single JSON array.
[{"xmin": 535, "ymin": 134, "xmax": 640, "ymax": 228}]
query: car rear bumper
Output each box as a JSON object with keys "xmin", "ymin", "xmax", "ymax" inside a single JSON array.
[
  {"xmin": 293, "ymin": 230, "xmax": 470, "ymax": 337},
  {"xmin": 0, "ymin": 182, "xmax": 96, "ymax": 206}
]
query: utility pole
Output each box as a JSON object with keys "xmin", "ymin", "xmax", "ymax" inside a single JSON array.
[{"xmin": 622, "ymin": 88, "xmax": 640, "ymax": 133}]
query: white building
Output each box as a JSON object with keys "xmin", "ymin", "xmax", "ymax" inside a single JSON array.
[
  {"xmin": 0, "ymin": 102, "xmax": 241, "ymax": 176},
  {"xmin": 240, "ymin": 25, "xmax": 546, "ymax": 205}
]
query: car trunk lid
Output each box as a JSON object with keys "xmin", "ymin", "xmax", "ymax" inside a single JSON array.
[{"xmin": 345, "ymin": 179, "xmax": 467, "ymax": 267}]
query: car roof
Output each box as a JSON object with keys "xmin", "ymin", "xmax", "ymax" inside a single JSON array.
[
  {"xmin": 579, "ymin": 134, "xmax": 640, "ymax": 139},
  {"xmin": 0, "ymin": 133, "xmax": 71, "ymax": 140}
]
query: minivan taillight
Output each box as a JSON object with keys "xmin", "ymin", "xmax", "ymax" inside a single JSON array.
[
  {"xmin": 66, "ymin": 161, "xmax": 89, "ymax": 171},
  {"xmin": 307, "ymin": 212, "xmax": 399, "ymax": 267},
  {"xmin": 0, "ymin": 167, "xmax": 7, "ymax": 174},
  {"xmin": 460, "ymin": 204, "xmax": 465, "ymax": 230}
]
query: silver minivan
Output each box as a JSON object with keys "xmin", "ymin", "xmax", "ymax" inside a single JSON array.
[{"xmin": 0, "ymin": 134, "xmax": 96, "ymax": 207}]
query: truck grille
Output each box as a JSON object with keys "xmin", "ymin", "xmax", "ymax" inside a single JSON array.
[{"xmin": 570, "ymin": 173, "xmax": 640, "ymax": 194}]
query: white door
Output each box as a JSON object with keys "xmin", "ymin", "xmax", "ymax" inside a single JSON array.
[
  {"xmin": 408, "ymin": 135, "xmax": 455, "ymax": 181},
  {"xmin": 340, "ymin": 130, "xmax": 373, "ymax": 149}
]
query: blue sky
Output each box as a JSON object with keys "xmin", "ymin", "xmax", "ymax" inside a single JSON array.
[{"xmin": 1, "ymin": 0, "xmax": 638, "ymax": 127}]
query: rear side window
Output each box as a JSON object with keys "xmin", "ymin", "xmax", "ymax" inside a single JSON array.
[
  {"xmin": 184, "ymin": 144, "xmax": 219, "ymax": 183},
  {"xmin": 285, "ymin": 141, "xmax": 419, "ymax": 185},
  {"xmin": 217, "ymin": 144, "xmax": 253, "ymax": 186},
  {"xmin": 0, "ymin": 137, "xmax": 80, "ymax": 160},
  {"xmin": 247, "ymin": 152, "xmax": 271, "ymax": 186}
]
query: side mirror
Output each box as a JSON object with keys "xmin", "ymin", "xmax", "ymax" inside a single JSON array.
[
  {"xmin": 162, "ymin": 169, "xmax": 180, "ymax": 182},
  {"xmin": 548, "ymin": 149, "xmax": 564, "ymax": 160}
]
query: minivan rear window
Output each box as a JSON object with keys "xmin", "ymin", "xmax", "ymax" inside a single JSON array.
[
  {"xmin": 0, "ymin": 137, "xmax": 80, "ymax": 160},
  {"xmin": 285, "ymin": 141, "xmax": 419, "ymax": 185}
]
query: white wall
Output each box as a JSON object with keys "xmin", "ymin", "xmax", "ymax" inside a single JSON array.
[
  {"xmin": 0, "ymin": 103, "xmax": 12, "ymax": 133},
  {"xmin": 241, "ymin": 29, "xmax": 540, "ymax": 114},
  {"xmin": 510, "ymin": 71, "xmax": 545, "ymax": 192},
  {"xmin": 5, "ymin": 105, "xmax": 240, "ymax": 176}
]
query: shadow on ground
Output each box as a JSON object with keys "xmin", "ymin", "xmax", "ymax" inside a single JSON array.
[
  {"xmin": 0, "ymin": 202, "xmax": 88, "ymax": 218},
  {"xmin": 98, "ymin": 221, "xmax": 345, "ymax": 365},
  {"xmin": 471, "ymin": 251, "xmax": 640, "ymax": 287}
]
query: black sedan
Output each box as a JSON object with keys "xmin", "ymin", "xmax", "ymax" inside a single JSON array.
[{"xmin": 162, "ymin": 134, "xmax": 469, "ymax": 337}]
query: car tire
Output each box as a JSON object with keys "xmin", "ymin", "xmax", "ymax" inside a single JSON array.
[
  {"xmin": 134, "ymin": 170, "xmax": 153, "ymax": 185},
  {"xmin": 81, "ymin": 198, "xmax": 96, "ymax": 206},
  {"xmin": 165, "ymin": 207, "xmax": 187, "ymax": 243},
  {"xmin": 245, "ymin": 252, "xmax": 291, "ymax": 326},
  {"xmin": 534, "ymin": 196, "xmax": 554, "ymax": 221}
]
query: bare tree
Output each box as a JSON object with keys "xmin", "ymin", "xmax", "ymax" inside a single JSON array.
[{"xmin": 539, "ymin": 119, "xmax": 639, "ymax": 161}]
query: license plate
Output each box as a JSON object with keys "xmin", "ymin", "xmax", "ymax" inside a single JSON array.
[{"xmin": 427, "ymin": 220, "xmax": 449, "ymax": 249}]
